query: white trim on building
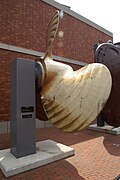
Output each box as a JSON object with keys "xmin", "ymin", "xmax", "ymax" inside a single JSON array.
[
  {"xmin": 42, "ymin": 0, "xmax": 113, "ymax": 37},
  {"xmin": 0, "ymin": 43, "xmax": 88, "ymax": 66}
]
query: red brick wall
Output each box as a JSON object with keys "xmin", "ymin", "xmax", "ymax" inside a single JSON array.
[
  {"xmin": 0, "ymin": 0, "xmax": 57, "ymax": 52},
  {"xmin": 55, "ymin": 15, "xmax": 112, "ymax": 63},
  {"xmin": 0, "ymin": 0, "xmax": 112, "ymax": 122},
  {"xmin": 0, "ymin": 0, "xmax": 112, "ymax": 61}
]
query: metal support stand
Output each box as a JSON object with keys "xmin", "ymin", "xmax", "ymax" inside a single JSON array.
[
  {"xmin": 93, "ymin": 43, "xmax": 105, "ymax": 127},
  {"xmin": 10, "ymin": 58, "xmax": 36, "ymax": 158},
  {"xmin": 97, "ymin": 113, "xmax": 105, "ymax": 127}
]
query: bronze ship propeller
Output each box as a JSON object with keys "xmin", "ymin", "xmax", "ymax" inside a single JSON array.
[{"xmin": 36, "ymin": 11, "xmax": 112, "ymax": 132}]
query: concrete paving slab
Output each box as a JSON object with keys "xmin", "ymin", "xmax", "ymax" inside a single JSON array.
[
  {"xmin": 0, "ymin": 140, "xmax": 74, "ymax": 177},
  {"xmin": 88, "ymin": 124, "xmax": 120, "ymax": 135}
]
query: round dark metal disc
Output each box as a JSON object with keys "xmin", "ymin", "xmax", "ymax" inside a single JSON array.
[{"xmin": 95, "ymin": 42, "xmax": 120, "ymax": 127}]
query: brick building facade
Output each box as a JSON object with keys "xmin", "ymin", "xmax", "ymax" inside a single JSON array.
[{"xmin": 0, "ymin": 0, "xmax": 113, "ymax": 132}]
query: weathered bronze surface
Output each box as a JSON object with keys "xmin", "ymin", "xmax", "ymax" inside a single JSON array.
[
  {"xmin": 95, "ymin": 42, "xmax": 120, "ymax": 127},
  {"xmin": 36, "ymin": 11, "xmax": 112, "ymax": 132}
]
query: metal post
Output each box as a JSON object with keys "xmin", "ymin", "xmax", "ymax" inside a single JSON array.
[
  {"xmin": 93, "ymin": 43, "xmax": 105, "ymax": 127},
  {"xmin": 10, "ymin": 58, "xmax": 36, "ymax": 158}
]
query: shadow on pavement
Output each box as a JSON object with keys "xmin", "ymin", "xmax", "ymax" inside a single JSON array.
[{"xmin": 36, "ymin": 127, "xmax": 120, "ymax": 157}]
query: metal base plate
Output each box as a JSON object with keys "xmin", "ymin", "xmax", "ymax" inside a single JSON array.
[{"xmin": 88, "ymin": 124, "xmax": 120, "ymax": 135}]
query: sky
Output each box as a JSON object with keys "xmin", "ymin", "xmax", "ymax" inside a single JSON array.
[{"xmin": 55, "ymin": 0, "xmax": 120, "ymax": 43}]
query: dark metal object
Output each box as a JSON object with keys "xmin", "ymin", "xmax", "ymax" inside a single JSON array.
[
  {"xmin": 94, "ymin": 41, "xmax": 120, "ymax": 127},
  {"xmin": 35, "ymin": 62, "xmax": 43, "ymax": 92},
  {"xmin": 35, "ymin": 61, "xmax": 48, "ymax": 121},
  {"xmin": 97, "ymin": 113, "xmax": 105, "ymax": 127},
  {"xmin": 94, "ymin": 44, "xmax": 105, "ymax": 127},
  {"xmin": 10, "ymin": 58, "xmax": 36, "ymax": 158},
  {"xmin": 114, "ymin": 174, "xmax": 120, "ymax": 180}
]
